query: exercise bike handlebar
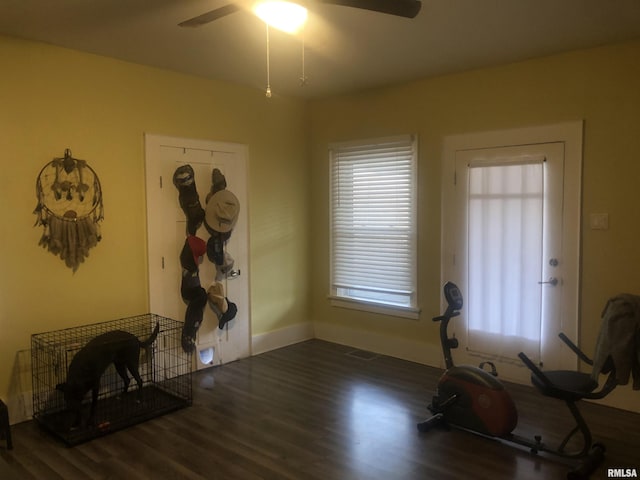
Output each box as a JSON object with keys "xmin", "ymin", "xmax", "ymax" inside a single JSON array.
[
  {"xmin": 433, "ymin": 282, "xmax": 464, "ymax": 370},
  {"xmin": 433, "ymin": 312, "xmax": 460, "ymax": 369},
  {"xmin": 517, "ymin": 352, "xmax": 556, "ymax": 390},
  {"xmin": 432, "ymin": 309, "xmax": 460, "ymax": 323},
  {"xmin": 558, "ymin": 332, "xmax": 594, "ymax": 366}
]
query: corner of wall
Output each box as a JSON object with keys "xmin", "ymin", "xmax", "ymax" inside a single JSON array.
[{"xmin": 251, "ymin": 322, "xmax": 315, "ymax": 356}]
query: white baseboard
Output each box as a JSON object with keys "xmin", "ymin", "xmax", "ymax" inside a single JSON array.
[
  {"xmin": 313, "ymin": 322, "xmax": 443, "ymax": 368},
  {"xmin": 251, "ymin": 322, "xmax": 315, "ymax": 356}
]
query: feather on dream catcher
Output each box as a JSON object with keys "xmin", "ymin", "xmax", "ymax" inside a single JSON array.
[{"xmin": 34, "ymin": 149, "xmax": 104, "ymax": 271}]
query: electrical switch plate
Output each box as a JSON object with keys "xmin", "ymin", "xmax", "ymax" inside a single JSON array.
[{"xmin": 590, "ymin": 213, "xmax": 609, "ymax": 230}]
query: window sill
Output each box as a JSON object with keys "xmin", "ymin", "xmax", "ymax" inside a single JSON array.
[{"xmin": 329, "ymin": 296, "xmax": 421, "ymax": 320}]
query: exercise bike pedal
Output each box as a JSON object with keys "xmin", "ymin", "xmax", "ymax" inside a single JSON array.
[
  {"xmin": 417, "ymin": 413, "xmax": 444, "ymax": 432},
  {"xmin": 429, "ymin": 393, "xmax": 459, "ymax": 413}
]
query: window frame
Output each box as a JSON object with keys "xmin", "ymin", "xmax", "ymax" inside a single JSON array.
[{"xmin": 328, "ymin": 134, "xmax": 419, "ymax": 319}]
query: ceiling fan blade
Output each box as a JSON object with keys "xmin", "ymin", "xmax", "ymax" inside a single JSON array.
[
  {"xmin": 319, "ymin": 0, "xmax": 421, "ymax": 18},
  {"xmin": 179, "ymin": 4, "xmax": 241, "ymax": 27}
]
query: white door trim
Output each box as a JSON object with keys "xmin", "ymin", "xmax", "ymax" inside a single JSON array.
[
  {"xmin": 441, "ymin": 121, "xmax": 583, "ymax": 379},
  {"xmin": 144, "ymin": 133, "xmax": 251, "ymax": 368}
]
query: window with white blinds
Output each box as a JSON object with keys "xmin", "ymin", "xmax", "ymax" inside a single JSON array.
[{"xmin": 330, "ymin": 135, "xmax": 418, "ymax": 313}]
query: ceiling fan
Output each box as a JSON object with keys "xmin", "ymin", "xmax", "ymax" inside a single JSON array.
[{"xmin": 178, "ymin": 0, "xmax": 422, "ymax": 28}]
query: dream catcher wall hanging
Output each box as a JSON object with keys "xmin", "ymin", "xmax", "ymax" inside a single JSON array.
[{"xmin": 34, "ymin": 149, "xmax": 104, "ymax": 271}]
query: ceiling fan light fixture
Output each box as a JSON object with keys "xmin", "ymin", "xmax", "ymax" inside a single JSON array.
[{"xmin": 254, "ymin": 1, "xmax": 308, "ymax": 34}]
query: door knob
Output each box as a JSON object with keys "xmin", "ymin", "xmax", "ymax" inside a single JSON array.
[{"xmin": 538, "ymin": 277, "xmax": 558, "ymax": 286}]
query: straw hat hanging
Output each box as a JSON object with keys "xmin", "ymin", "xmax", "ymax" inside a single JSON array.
[{"xmin": 33, "ymin": 149, "xmax": 104, "ymax": 271}]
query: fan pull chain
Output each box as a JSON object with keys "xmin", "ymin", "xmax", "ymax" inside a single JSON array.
[
  {"xmin": 300, "ymin": 29, "xmax": 308, "ymax": 87},
  {"xmin": 265, "ymin": 24, "xmax": 272, "ymax": 98}
]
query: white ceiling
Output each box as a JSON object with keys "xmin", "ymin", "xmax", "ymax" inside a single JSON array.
[{"xmin": 2, "ymin": 0, "xmax": 640, "ymax": 98}]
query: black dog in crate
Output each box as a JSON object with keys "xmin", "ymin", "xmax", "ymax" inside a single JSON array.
[{"xmin": 56, "ymin": 323, "xmax": 160, "ymax": 428}]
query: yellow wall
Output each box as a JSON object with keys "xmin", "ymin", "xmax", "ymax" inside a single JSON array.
[
  {"xmin": 0, "ymin": 35, "xmax": 309, "ymax": 417},
  {"xmin": 2, "ymin": 32, "xmax": 639, "ymax": 419},
  {"xmin": 308, "ymin": 40, "xmax": 640, "ymax": 411}
]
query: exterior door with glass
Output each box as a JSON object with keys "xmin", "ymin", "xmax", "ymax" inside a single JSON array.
[{"xmin": 441, "ymin": 123, "xmax": 582, "ymax": 384}]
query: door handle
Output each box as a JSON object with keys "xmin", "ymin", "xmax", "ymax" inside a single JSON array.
[
  {"xmin": 538, "ymin": 277, "xmax": 558, "ymax": 286},
  {"xmin": 227, "ymin": 269, "xmax": 241, "ymax": 279}
]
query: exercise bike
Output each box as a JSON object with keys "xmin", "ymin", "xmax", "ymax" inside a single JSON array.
[{"xmin": 417, "ymin": 282, "xmax": 618, "ymax": 480}]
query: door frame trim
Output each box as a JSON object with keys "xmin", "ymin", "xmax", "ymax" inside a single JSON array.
[
  {"xmin": 144, "ymin": 133, "xmax": 252, "ymax": 366},
  {"xmin": 441, "ymin": 121, "xmax": 583, "ymax": 379}
]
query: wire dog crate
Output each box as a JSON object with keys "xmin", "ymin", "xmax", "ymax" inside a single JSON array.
[{"xmin": 31, "ymin": 314, "xmax": 192, "ymax": 446}]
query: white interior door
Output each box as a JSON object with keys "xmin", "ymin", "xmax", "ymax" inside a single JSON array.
[{"xmin": 145, "ymin": 134, "xmax": 250, "ymax": 369}]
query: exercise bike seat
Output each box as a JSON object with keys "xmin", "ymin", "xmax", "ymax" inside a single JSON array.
[
  {"xmin": 519, "ymin": 345, "xmax": 617, "ymax": 404},
  {"xmin": 529, "ymin": 370, "xmax": 598, "ymax": 401}
]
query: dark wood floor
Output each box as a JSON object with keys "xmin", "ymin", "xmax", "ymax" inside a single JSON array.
[{"xmin": 1, "ymin": 339, "xmax": 639, "ymax": 479}]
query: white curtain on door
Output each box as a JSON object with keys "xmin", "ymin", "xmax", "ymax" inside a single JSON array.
[{"xmin": 466, "ymin": 157, "xmax": 544, "ymax": 361}]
